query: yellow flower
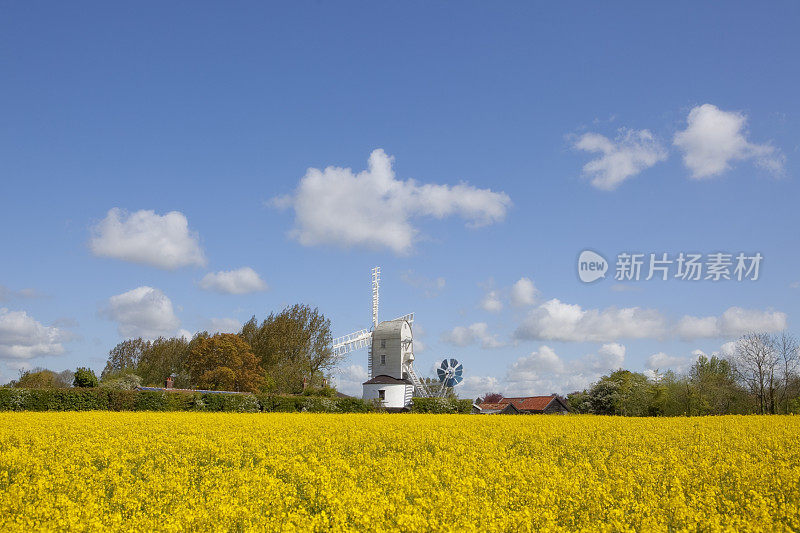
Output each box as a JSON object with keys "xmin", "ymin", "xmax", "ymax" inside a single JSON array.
[{"xmin": 0, "ymin": 413, "xmax": 797, "ymax": 531}]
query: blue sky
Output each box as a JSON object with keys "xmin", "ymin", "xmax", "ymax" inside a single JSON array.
[{"xmin": 1, "ymin": 2, "xmax": 798, "ymax": 397}]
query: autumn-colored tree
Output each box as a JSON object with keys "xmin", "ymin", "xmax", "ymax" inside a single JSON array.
[
  {"xmin": 12, "ymin": 368, "xmax": 73, "ymax": 389},
  {"xmin": 185, "ymin": 333, "xmax": 264, "ymax": 392}
]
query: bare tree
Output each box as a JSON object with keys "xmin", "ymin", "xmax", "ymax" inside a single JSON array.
[
  {"xmin": 731, "ymin": 333, "xmax": 780, "ymax": 414},
  {"xmin": 776, "ymin": 333, "xmax": 799, "ymax": 413}
]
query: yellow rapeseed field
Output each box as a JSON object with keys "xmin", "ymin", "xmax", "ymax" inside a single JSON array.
[{"xmin": 0, "ymin": 413, "xmax": 798, "ymax": 532}]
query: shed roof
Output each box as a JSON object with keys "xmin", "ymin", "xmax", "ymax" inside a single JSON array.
[
  {"xmin": 363, "ymin": 374, "xmax": 412, "ymax": 385},
  {"xmin": 499, "ymin": 395, "xmax": 568, "ymax": 412},
  {"xmin": 475, "ymin": 402, "xmax": 520, "ymax": 414},
  {"xmin": 478, "ymin": 402, "xmax": 508, "ymax": 410}
]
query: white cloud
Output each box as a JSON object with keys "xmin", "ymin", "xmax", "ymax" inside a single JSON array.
[
  {"xmin": 675, "ymin": 307, "xmax": 787, "ymax": 340},
  {"xmin": 511, "ymin": 345, "xmax": 565, "ymax": 374},
  {"xmin": 90, "ymin": 208, "xmax": 206, "ymax": 270},
  {"xmin": 515, "ymin": 298, "xmax": 667, "ymax": 342},
  {"xmin": 574, "ymin": 128, "xmax": 668, "ymax": 190},
  {"xmin": 716, "ymin": 341, "xmax": 738, "ymax": 358},
  {"xmin": 673, "ymin": 104, "xmax": 784, "ymax": 178},
  {"xmin": 458, "ymin": 375, "xmax": 501, "ymax": 401},
  {"xmin": 646, "ymin": 352, "xmax": 688, "ymax": 371},
  {"xmin": 790, "ymin": 281, "xmax": 799, "ymax": 289},
  {"xmin": 103, "ymin": 286, "xmax": 180, "ymax": 339},
  {"xmin": 271, "ymin": 149, "xmax": 511, "ymax": 254},
  {"xmin": 199, "ymin": 267, "xmax": 268, "ymax": 295},
  {"xmin": 204, "ymin": 318, "xmax": 242, "ymax": 334},
  {"xmin": 673, "ymin": 315, "xmax": 719, "ymax": 340},
  {"xmin": 0, "ymin": 308, "xmax": 68, "ymax": 359},
  {"xmin": 332, "ymin": 364, "xmax": 368, "ymax": 397},
  {"xmin": 588, "ymin": 343, "xmax": 626, "ymax": 370},
  {"xmin": 515, "ymin": 298, "xmax": 785, "ymax": 343},
  {"xmin": 442, "ymin": 322, "xmax": 504, "ymax": 349},
  {"xmin": 480, "ymin": 290, "xmax": 503, "ymax": 313},
  {"xmin": 504, "ymin": 343, "xmax": 627, "ymax": 396},
  {"xmin": 645, "ymin": 349, "xmax": 706, "ymax": 375},
  {"xmin": 510, "ymin": 277, "xmax": 538, "ymax": 307}
]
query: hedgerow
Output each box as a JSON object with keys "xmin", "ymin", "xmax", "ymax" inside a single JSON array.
[{"xmin": 0, "ymin": 388, "xmax": 375, "ymax": 413}]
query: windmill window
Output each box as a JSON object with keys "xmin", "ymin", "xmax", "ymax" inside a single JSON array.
[
  {"xmin": 380, "ymin": 339, "xmax": 386, "ymax": 348},
  {"xmin": 380, "ymin": 354, "xmax": 386, "ymax": 365},
  {"xmin": 378, "ymin": 390, "xmax": 386, "ymax": 400}
]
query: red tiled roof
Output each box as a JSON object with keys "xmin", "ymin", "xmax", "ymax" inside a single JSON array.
[
  {"xmin": 477, "ymin": 402, "xmax": 508, "ymax": 410},
  {"xmin": 499, "ymin": 395, "xmax": 558, "ymax": 412}
]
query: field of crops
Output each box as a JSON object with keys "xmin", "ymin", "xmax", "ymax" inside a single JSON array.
[{"xmin": 1, "ymin": 413, "xmax": 798, "ymax": 531}]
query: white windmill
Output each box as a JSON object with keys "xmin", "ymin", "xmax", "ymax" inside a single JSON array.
[{"xmin": 332, "ymin": 267, "xmax": 445, "ymax": 408}]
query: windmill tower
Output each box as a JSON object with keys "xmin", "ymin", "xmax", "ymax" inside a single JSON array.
[{"xmin": 332, "ymin": 267, "xmax": 433, "ymax": 408}]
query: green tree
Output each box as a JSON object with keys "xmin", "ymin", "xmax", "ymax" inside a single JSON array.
[
  {"xmin": 575, "ymin": 370, "xmax": 655, "ymax": 416},
  {"xmin": 137, "ymin": 336, "xmax": 191, "ymax": 387},
  {"xmin": 186, "ymin": 333, "xmax": 264, "ymax": 392},
  {"xmin": 651, "ymin": 370, "xmax": 692, "ymax": 416},
  {"xmin": 73, "ymin": 367, "xmax": 98, "ymax": 388},
  {"xmin": 688, "ymin": 354, "xmax": 747, "ymax": 415},
  {"xmin": 102, "ymin": 338, "xmax": 151, "ymax": 378},
  {"xmin": 241, "ymin": 304, "xmax": 335, "ymax": 393},
  {"xmin": 566, "ymin": 390, "xmax": 591, "ymax": 413}
]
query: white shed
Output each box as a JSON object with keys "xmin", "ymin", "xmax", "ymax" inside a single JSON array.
[{"xmin": 362, "ymin": 374, "xmax": 413, "ymax": 410}]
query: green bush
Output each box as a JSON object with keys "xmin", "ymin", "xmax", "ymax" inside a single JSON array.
[
  {"xmin": 201, "ymin": 393, "xmax": 260, "ymax": 413},
  {"xmin": 258, "ymin": 394, "xmax": 373, "ymax": 413},
  {"xmin": 106, "ymin": 390, "xmax": 138, "ymax": 411},
  {"xmin": 133, "ymin": 391, "xmax": 169, "ymax": 411},
  {"xmin": 410, "ymin": 397, "xmax": 473, "ymax": 414},
  {"xmin": 261, "ymin": 395, "xmax": 305, "ymax": 412},
  {"xmin": 335, "ymin": 397, "xmax": 374, "ymax": 413},
  {"xmin": 0, "ymin": 388, "xmax": 108, "ymax": 411}
]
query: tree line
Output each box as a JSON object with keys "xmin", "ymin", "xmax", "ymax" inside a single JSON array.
[
  {"xmin": 99, "ymin": 304, "xmax": 339, "ymax": 394},
  {"xmin": 566, "ymin": 332, "xmax": 799, "ymax": 415},
  {"xmin": 477, "ymin": 332, "xmax": 800, "ymax": 416}
]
